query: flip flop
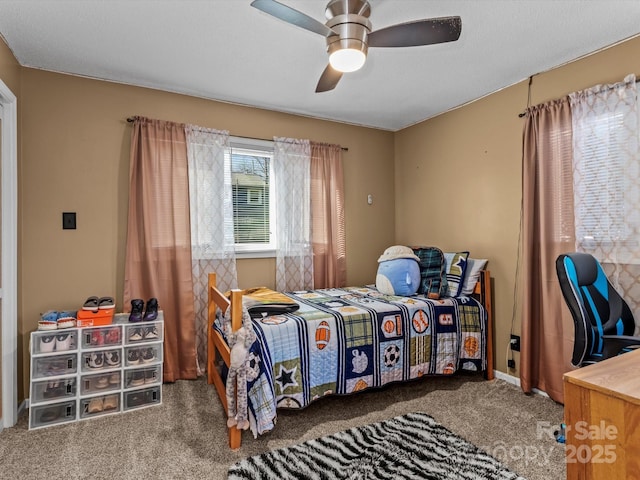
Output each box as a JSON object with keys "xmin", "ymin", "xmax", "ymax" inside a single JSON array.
[
  {"xmin": 82, "ymin": 296, "xmax": 99, "ymax": 311},
  {"xmin": 98, "ymin": 296, "xmax": 115, "ymax": 309}
]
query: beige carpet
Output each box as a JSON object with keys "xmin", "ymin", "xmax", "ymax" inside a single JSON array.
[{"xmin": 0, "ymin": 375, "xmax": 565, "ymax": 479}]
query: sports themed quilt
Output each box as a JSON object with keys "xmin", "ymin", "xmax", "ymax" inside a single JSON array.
[{"xmin": 216, "ymin": 286, "xmax": 488, "ymax": 438}]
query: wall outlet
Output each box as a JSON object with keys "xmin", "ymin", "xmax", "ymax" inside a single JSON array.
[{"xmin": 510, "ymin": 334, "xmax": 521, "ymax": 352}]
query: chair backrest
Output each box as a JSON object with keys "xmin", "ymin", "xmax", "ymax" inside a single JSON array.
[{"xmin": 556, "ymin": 252, "xmax": 636, "ymax": 366}]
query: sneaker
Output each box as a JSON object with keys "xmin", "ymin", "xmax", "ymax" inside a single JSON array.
[
  {"xmin": 90, "ymin": 330, "xmax": 104, "ymax": 346},
  {"xmin": 39, "ymin": 335, "xmax": 56, "ymax": 353},
  {"xmin": 141, "ymin": 347, "xmax": 156, "ymax": 363},
  {"xmin": 105, "ymin": 327, "xmax": 121, "ymax": 344},
  {"xmin": 128, "ymin": 328, "xmax": 143, "ymax": 342},
  {"xmin": 143, "ymin": 326, "xmax": 159, "ymax": 340},
  {"xmin": 56, "ymin": 311, "xmax": 77, "ymax": 329},
  {"xmin": 38, "ymin": 311, "xmax": 59, "ymax": 331},
  {"xmin": 94, "ymin": 376, "xmax": 109, "ymax": 389},
  {"xmin": 82, "ymin": 296, "xmax": 99, "ymax": 311},
  {"xmin": 104, "ymin": 350, "xmax": 120, "ymax": 367},
  {"xmin": 143, "ymin": 298, "xmax": 159, "ymax": 321},
  {"xmin": 128, "ymin": 299, "xmax": 144, "ymax": 322},
  {"xmin": 87, "ymin": 352, "xmax": 104, "ymax": 369},
  {"xmin": 108, "ymin": 372, "xmax": 120, "ymax": 386},
  {"xmin": 87, "ymin": 397, "xmax": 103, "ymax": 414},
  {"xmin": 144, "ymin": 369, "xmax": 157, "ymax": 384},
  {"xmin": 55, "ymin": 332, "xmax": 72, "ymax": 351},
  {"xmin": 126, "ymin": 393, "xmax": 144, "ymax": 408},
  {"xmin": 103, "ymin": 394, "xmax": 118, "ymax": 410},
  {"xmin": 129, "ymin": 371, "xmax": 145, "ymax": 387},
  {"xmin": 127, "ymin": 349, "xmax": 140, "ymax": 365}
]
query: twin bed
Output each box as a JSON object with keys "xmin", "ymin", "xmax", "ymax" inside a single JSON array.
[{"xmin": 207, "ymin": 270, "xmax": 494, "ymax": 450}]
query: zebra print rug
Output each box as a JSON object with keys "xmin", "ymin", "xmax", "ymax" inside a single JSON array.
[{"xmin": 228, "ymin": 412, "xmax": 525, "ymax": 479}]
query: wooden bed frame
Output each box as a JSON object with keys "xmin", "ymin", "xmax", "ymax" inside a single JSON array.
[{"xmin": 207, "ymin": 271, "xmax": 494, "ymax": 449}]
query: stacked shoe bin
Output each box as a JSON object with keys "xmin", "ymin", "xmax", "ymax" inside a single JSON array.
[{"xmin": 28, "ymin": 312, "xmax": 164, "ymax": 430}]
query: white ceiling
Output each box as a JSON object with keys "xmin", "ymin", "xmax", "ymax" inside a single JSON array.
[{"xmin": 1, "ymin": 0, "xmax": 640, "ymax": 131}]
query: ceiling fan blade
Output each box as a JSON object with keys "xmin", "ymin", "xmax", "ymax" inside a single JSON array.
[
  {"xmin": 251, "ymin": 0, "xmax": 336, "ymax": 37},
  {"xmin": 316, "ymin": 65, "xmax": 343, "ymax": 93},
  {"xmin": 368, "ymin": 16, "xmax": 462, "ymax": 48}
]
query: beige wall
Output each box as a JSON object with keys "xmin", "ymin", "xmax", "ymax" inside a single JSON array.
[
  {"xmin": 6, "ymin": 31, "xmax": 640, "ymax": 402},
  {"xmin": 18, "ymin": 69, "xmax": 395, "ymax": 398},
  {"xmin": 395, "ymin": 34, "xmax": 640, "ymax": 376}
]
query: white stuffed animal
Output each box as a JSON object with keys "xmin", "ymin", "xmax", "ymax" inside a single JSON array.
[{"xmin": 223, "ymin": 305, "xmax": 256, "ymax": 431}]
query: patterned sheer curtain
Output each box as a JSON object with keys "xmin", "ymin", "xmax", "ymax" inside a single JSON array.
[
  {"xmin": 569, "ymin": 74, "xmax": 640, "ymax": 334},
  {"xmin": 186, "ymin": 125, "xmax": 238, "ymax": 374},
  {"xmin": 310, "ymin": 142, "xmax": 347, "ymax": 288},
  {"xmin": 274, "ymin": 137, "xmax": 313, "ymax": 291}
]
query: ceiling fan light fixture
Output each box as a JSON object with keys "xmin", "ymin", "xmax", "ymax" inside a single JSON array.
[
  {"xmin": 327, "ymin": 38, "xmax": 368, "ymax": 73},
  {"xmin": 329, "ymin": 48, "xmax": 366, "ymax": 72}
]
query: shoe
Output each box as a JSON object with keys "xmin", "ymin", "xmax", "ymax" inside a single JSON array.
[
  {"xmin": 40, "ymin": 406, "xmax": 61, "ymax": 423},
  {"xmin": 82, "ymin": 296, "xmax": 100, "ymax": 311},
  {"xmin": 144, "ymin": 369, "xmax": 157, "ymax": 384},
  {"xmin": 129, "ymin": 299, "xmax": 144, "ymax": 322},
  {"xmin": 98, "ymin": 296, "xmax": 115, "ymax": 309},
  {"xmin": 127, "ymin": 349, "xmax": 140, "ymax": 365},
  {"xmin": 103, "ymin": 394, "xmax": 118, "ymax": 410},
  {"xmin": 87, "ymin": 352, "xmax": 104, "ymax": 369},
  {"xmin": 143, "ymin": 298, "xmax": 159, "ymax": 321},
  {"xmin": 128, "ymin": 328, "xmax": 143, "ymax": 342},
  {"xmin": 56, "ymin": 311, "xmax": 77, "ymax": 329},
  {"xmin": 87, "ymin": 397, "xmax": 103, "ymax": 414},
  {"xmin": 38, "ymin": 311, "xmax": 59, "ymax": 331},
  {"xmin": 129, "ymin": 371, "xmax": 145, "ymax": 387},
  {"xmin": 94, "ymin": 376, "xmax": 109, "ymax": 389},
  {"xmin": 39, "ymin": 334, "xmax": 56, "ymax": 353},
  {"xmin": 105, "ymin": 327, "xmax": 121, "ymax": 344},
  {"xmin": 143, "ymin": 326, "xmax": 159, "ymax": 340},
  {"xmin": 90, "ymin": 330, "xmax": 104, "ymax": 346},
  {"xmin": 141, "ymin": 347, "xmax": 156, "ymax": 363},
  {"xmin": 108, "ymin": 372, "xmax": 120, "ymax": 386},
  {"xmin": 126, "ymin": 393, "xmax": 144, "ymax": 408},
  {"xmin": 104, "ymin": 350, "xmax": 120, "ymax": 367},
  {"xmin": 55, "ymin": 332, "xmax": 72, "ymax": 351},
  {"xmin": 43, "ymin": 380, "xmax": 61, "ymax": 399}
]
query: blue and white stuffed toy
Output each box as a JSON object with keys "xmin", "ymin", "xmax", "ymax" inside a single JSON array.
[{"xmin": 375, "ymin": 245, "xmax": 421, "ymax": 296}]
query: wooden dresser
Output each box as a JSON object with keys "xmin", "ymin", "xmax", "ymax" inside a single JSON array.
[{"xmin": 563, "ymin": 348, "xmax": 640, "ymax": 479}]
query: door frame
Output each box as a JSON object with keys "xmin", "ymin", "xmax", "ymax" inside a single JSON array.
[{"xmin": 0, "ymin": 79, "xmax": 18, "ymax": 429}]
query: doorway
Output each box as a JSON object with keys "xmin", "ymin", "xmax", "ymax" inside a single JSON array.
[{"xmin": 0, "ymin": 79, "xmax": 17, "ymax": 429}]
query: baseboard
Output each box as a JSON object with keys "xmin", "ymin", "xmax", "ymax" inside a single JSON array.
[{"xmin": 493, "ymin": 370, "xmax": 549, "ymax": 398}]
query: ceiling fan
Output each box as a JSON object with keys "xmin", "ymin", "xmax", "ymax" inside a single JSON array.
[{"xmin": 250, "ymin": 0, "xmax": 462, "ymax": 92}]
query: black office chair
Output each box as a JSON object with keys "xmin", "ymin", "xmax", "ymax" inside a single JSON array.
[{"xmin": 556, "ymin": 252, "xmax": 640, "ymax": 367}]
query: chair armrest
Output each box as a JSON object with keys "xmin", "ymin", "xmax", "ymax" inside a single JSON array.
[{"xmin": 601, "ymin": 335, "xmax": 640, "ymax": 359}]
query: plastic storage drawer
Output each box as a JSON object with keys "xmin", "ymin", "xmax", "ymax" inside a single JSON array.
[
  {"xmin": 79, "ymin": 393, "xmax": 121, "ymax": 419},
  {"xmin": 80, "ymin": 325, "xmax": 122, "ymax": 349},
  {"xmin": 31, "ymin": 353, "xmax": 77, "ymax": 379},
  {"xmin": 81, "ymin": 371, "xmax": 121, "ymax": 394},
  {"xmin": 31, "ymin": 329, "xmax": 77, "ymax": 355},
  {"xmin": 29, "ymin": 400, "xmax": 76, "ymax": 429},
  {"xmin": 123, "ymin": 320, "xmax": 163, "ymax": 345},
  {"xmin": 124, "ymin": 386, "xmax": 161, "ymax": 411},
  {"xmin": 124, "ymin": 365, "xmax": 161, "ymax": 389},
  {"xmin": 30, "ymin": 377, "xmax": 77, "ymax": 404},
  {"xmin": 124, "ymin": 343, "xmax": 163, "ymax": 367},
  {"xmin": 80, "ymin": 347, "xmax": 122, "ymax": 372}
]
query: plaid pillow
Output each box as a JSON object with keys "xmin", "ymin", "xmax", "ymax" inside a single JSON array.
[{"xmin": 411, "ymin": 246, "xmax": 448, "ymax": 299}]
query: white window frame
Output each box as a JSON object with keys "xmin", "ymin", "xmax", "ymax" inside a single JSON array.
[{"xmin": 228, "ymin": 137, "xmax": 276, "ymax": 258}]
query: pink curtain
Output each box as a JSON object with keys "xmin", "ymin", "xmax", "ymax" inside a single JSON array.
[
  {"xmin": 124, "ymin": 117, "xmax": 197, "ymax": 382},
  {"xmin": 310, "ymin": 142, "xmax": 347, "ymax": 288},
  {"xmin": 520, "ymin": 99, "xmax": 576, "ymax": 403}
]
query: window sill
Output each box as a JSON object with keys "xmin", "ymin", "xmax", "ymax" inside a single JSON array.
[{"xmin": 235, "ymin": 249, "xmax": 276, "ymax": 260}]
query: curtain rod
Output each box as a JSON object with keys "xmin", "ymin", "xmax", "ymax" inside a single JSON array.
[
  {"xmin": 518, "ymin": 76, "xmax": 640, "ymax": 118},
  {"xmin": 126, "ymin": 117, "xmax": 348, "ymax": 151}
]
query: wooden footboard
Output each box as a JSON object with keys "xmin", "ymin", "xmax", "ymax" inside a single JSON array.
[
  {"xmin": 207, "ymin": 273, "xmax": 243, "ymax": 450},
  {"xmin": 207, "ymin": 270, "xmax": 495, "ymax": 450}
]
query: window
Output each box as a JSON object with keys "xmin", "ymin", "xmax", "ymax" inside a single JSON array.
[{"xmin": 228, "ymin": 138, "xmax": 275, "ymax": 255}]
